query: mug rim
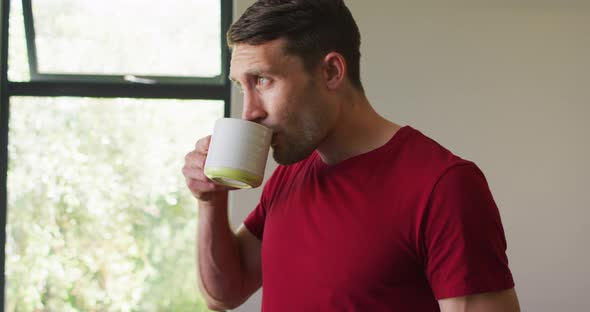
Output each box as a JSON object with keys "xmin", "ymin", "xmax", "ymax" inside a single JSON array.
[{"xmin": 217, "ymin": 117, "xmax": 271, "ymax": 133}]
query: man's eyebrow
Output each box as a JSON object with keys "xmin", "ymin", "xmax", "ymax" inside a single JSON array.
[
  {"xmin": 246, "ymin": 69, "xmax": 264, "ymax": 76},
  {"xmin": 228, "ymin": 69, "xmax": 271, "ymax": 84}
]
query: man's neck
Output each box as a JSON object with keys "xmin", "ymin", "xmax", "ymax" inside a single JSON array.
[{"xmin": 316, "ymin": 95, "xmax": 400, "ymax": 166}]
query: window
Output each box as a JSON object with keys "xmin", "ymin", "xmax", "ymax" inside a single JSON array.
[{"xmin": 1, "ymin": 1, "xmax": 231, "ymax": 311}]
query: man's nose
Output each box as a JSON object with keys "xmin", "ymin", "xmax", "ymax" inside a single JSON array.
[{"xmin": 241, "ymin": 91, "xmax": 267, "ymax": 122}]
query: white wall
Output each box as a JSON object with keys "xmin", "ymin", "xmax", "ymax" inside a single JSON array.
[{"xmin": 229, "ymin": 1, "xmax": 590, "ymax": 311}]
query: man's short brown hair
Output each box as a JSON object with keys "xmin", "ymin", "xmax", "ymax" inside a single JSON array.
[{"xmin": 227, "ymin": 0, "xmax": 363, "ymax": 91}]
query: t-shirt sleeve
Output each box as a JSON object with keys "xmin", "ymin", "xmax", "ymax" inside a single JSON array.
[
  {"xmin": 243, "ymin": 201, "xmax": 266, "ymax": 240},
  {"xmin": 243, "ymin": 166, "xmax": 283, "ymax": 240},
  {"xmin": 423, "ymin": 163, "xmax": 515, "ymax": 299}
]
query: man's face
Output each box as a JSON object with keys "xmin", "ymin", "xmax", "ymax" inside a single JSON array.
[{"xmin": 229, "ymin": 39, "xmax": 334, "ymax": 165}]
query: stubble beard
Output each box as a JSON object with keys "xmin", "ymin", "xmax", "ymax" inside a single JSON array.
[
  {"xmin": 271, "ymin": 103, "xmax": 327, "ymax": 165},
  {"xmin": 270, "ymin": 78, "xmax": 328, "ymax": 165},
  {"xmin": 271, "ymin": 119, "xmax": 323, "ymax": 165}
]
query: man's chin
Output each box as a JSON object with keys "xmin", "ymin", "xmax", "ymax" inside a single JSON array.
[
  {"xmin": 271, "ymin": 145, "xmax": 313, "ymax": 165},
  {"xmin": 271, "ymin": 148, "xmax": 291, "ymax": 165}
]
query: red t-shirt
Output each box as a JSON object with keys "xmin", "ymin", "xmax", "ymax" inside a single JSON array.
[{"xmin": 244, "ymin": 126, "xmax": 514, "ymax": 311}]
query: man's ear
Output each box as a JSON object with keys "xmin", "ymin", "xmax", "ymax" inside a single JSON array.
[{"xmin": 322, "ymin": 52, "xmax": 347, "ymax": 90}]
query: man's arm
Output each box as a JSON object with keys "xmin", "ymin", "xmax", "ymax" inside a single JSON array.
[
  {"xmin": 183, "ymin": 136, "xmax": 262, "ymax": 311},
  {"xmin": 197, "ymin": 198, "xmax": 262, "ymax": 310},
  {"xmin": 438, "ymin": 288, "xmax": 520, "ymax": 312}
]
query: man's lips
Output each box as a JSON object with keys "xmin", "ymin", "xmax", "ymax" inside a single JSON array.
[{"xmin": 271, "ymin": 132, "xmax": 279, "ymax": 147}]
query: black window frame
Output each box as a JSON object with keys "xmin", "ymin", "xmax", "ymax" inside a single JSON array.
[
  {"xmin": 0, "ymin": 0, "xmax": 232, "ymax": 309},
  {"xmin": 22, "ymin": 0, "xmax": 230, "ymax": 86}
]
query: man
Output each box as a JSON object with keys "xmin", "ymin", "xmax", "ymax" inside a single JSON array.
[{"xmin": 182, "ymin": 0, "xmax": 520, "ymax": 311}]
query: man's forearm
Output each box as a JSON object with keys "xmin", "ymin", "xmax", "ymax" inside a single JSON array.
[{"xmin": 196, "ymin": 194, "xmax": 244, "ymax": 309}]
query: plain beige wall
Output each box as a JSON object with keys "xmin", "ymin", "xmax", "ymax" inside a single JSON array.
[{"xmin": 229, "ymin": 1, "xmax": 590, "ymax": 311}]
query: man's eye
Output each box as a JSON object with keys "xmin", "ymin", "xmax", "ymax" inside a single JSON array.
[{"xmin": 257, "ymin": 76, "xmax": 270, "ymax": 86}]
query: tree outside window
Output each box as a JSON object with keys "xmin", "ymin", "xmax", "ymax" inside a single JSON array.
[{"xmin": 2, "ymin": 1, "xmax": 231, "ymax": 311}]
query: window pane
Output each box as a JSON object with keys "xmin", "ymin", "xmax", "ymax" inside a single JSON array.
[
  {"xmin": 6, "ymin": 97, "xmax": 222, "ymax": 311},
  {"xmin": 30, "ymin": 0, "xmax": 221, "ymax": 77},
  {"xmin": 8, "ymin": 0, "xmax": 31, "ymax": 81}
]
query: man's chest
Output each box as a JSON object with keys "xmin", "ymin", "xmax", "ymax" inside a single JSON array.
[{"xmin": 261, "ymin": 183, "xmax": 426, "ymax": 295}]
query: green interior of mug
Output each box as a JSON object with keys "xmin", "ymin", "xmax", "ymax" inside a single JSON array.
[{"xmin": 204, "ymin": 167, "xmax": 263, "ymax": 189}]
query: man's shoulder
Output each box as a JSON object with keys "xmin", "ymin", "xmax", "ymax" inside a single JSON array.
[{"xmin": 395, "ymin": 126, "xmax": 474, "ymax": 178}]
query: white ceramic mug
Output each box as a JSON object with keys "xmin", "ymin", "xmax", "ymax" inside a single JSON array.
[{"xmin": 204, "ymin": 118, "xmax": 272, "ymax": 188}]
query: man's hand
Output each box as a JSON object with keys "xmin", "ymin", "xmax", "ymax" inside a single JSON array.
[{"xmin": 182, "ymin": 135, "xmax": 235, "ymax": 203}]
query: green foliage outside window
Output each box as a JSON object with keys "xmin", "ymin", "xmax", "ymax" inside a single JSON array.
[{"xmin": 6, "ymin": 97, "xmax": 222, "ymax": 311}]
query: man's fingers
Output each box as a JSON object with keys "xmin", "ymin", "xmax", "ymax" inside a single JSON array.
[
  {"xmin": 184, "ymin": 150, "xmax": 207, "ymax": 169},
  {"xmin": 184, "ymin": 135, "xmax": 237, "ymax": 201},
  {"xmin": 195, "ymin": 135, "xmax": 212, "ymax": 152},
  {"xmin": 185, "ymin": 176, "xmax": 235, "ymax": 198},
  {"xmin": 186, "ymin": 179, "xmax": 215, "ymax": 197},
  {"xmin": 182, "ymin": 165, "xmax": 210, "ymax": 181}
]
